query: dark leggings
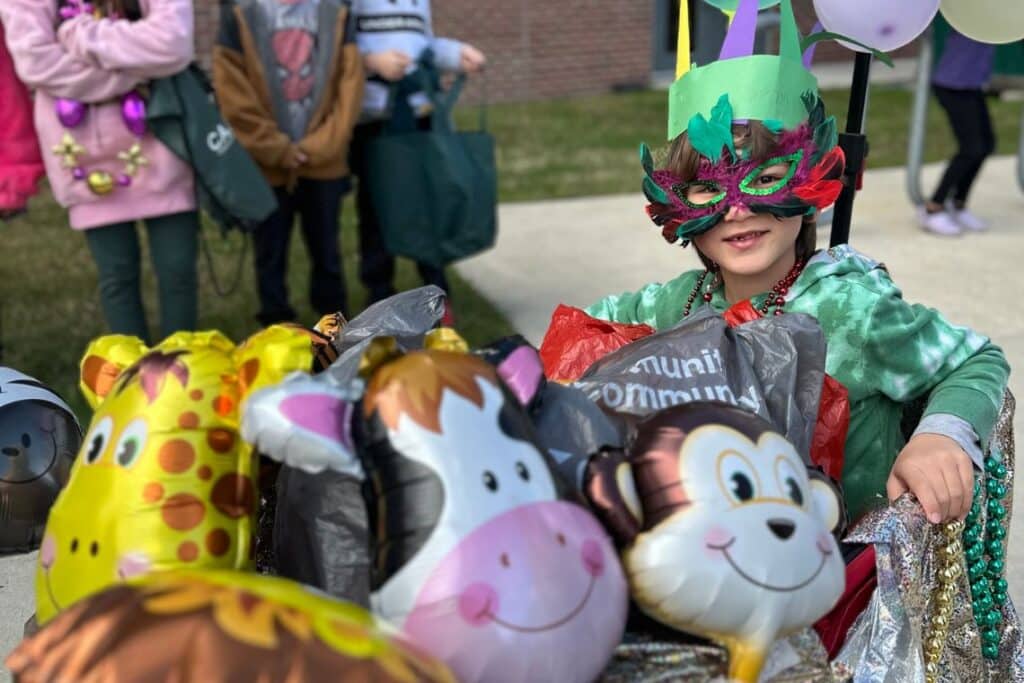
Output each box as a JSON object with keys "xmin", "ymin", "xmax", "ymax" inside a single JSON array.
[
  {"xmin": 84, "ymin": 210, "xmax": 199, "ymax": 343},
  {"xmin": 931, "ymin": 85, "xmax": 996, "ymax": 206}
]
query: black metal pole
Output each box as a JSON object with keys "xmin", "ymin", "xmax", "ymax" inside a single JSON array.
[{"xmin": 829, "ymin": 51, "xmax": 873, "ymax": 247}]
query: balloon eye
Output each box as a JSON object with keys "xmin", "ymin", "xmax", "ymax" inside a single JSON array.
[
  {"xmin": 20, "ymin": 433, "xmax": 31, "ymax": 448},
  {"xmin": 113, "ymin": 419, "xmax": 147, "ymax": 469},
  {"xmin": 775, "ymin": 457, "xmax": 808, "ymax": 508},
  {"xmin": 730, "ymin": 473, "xmax": 754, "ymax": 502},
  {"xmin": 515, "ymin": 462, "xmax": 530, "ymax": 481},
  {"xmin": 786, "ymin": 477, "xmax": 804, "ymax": 505},
  {"xmin": 86, "ymin": 436, "xmax": 104, "ymax": 463},
  {"xmin": 482, "ymin": 471, "xmax": 498, "ymax": 492},
  {"xmin": 83, "ymin": 417, "xmax": 114, "ymax": 465},
  {"xmin": 718, "ymin": 450, "xmax": 760, "ymax": 505},
  {"xmin": 117, "ymin": 439, "xmax": 139, "ymax": 467}
]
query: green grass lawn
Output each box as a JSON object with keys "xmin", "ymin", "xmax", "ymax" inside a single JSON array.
[{"xmin": 5, "ymin": 82, "xmax": 1020, "ymax": 422}]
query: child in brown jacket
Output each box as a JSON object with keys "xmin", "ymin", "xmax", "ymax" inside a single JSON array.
[{"xmin": 214, "ymin": 0, "xmax": 364, "ymax": 323}]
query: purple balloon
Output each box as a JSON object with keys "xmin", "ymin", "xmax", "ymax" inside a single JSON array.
[
  {"xmin": 812, "ymin": 0, "xmax": 940, "ymax": 52},
  {"xmin": 72, "ymin": 167, "xmax": 86, "ymax": 181},
  {"xmin": 121, "ymin": 92, "xmax": 147, "ymax": 137},
  {"xmin": 116, "ymin": 174, "xmax": 133, "ymax": 187},
  {"xmin": 55, "ymin": 99, "xmax": 87, "ymax": 129}
]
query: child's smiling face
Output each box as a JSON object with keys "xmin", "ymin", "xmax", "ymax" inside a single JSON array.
[{"xmin": 692, "ymin": 203, "xmax": 804, "ymax": 279}]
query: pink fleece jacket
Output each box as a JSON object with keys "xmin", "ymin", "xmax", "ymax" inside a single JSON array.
[
  {"xmin": 0, "ymin": 0, "xmax": 196, "ymax": 230},
  {"xmin": 0, "ymin": 21, "xmax": 44, "ymax": 213}
]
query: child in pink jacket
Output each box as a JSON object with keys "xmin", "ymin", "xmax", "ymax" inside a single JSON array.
[
  {"xmin": 0, "ymin": 0, "xmax": 199, "ymax": 342},
  {"xmin": 0, "ymin": 21, "xmax": 44, "ymax": 217}
]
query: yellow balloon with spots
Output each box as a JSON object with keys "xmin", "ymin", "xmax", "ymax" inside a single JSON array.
[{"xmin": 35, "ymin": 327, "xmax": 314, "ymax": 625}]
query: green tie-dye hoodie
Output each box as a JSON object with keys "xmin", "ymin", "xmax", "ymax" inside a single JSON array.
[{"xmin": 585, "ymin": 245, "xmax": 1009, "ymax": 520}]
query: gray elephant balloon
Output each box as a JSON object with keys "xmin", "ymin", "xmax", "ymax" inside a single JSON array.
[{"xmin": 0, "ymin": 368, "xmax": 81, "ymax": 552}]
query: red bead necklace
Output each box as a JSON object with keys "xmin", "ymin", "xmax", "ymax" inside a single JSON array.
[{"xmin": 682, "ymin": 259, "xmax": 806, "ymax": 319}]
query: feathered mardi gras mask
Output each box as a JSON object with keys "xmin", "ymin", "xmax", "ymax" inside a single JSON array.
[{"xmin": 643, "ymin": 0, "xmax": 846, "ymax": 245}]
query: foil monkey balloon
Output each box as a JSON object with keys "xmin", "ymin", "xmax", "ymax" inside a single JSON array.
[{"xmin": 586, "ymin": 401, "xmax": 845, "ymax": 682}]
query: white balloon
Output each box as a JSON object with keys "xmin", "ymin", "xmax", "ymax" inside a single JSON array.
[
  {"xmin": 813, "ymin": 0, "xmax": 940, "ymax": 53},
  {"xmin": 941, "ymin": 0, "xmax": 1024, "ymax": 44}
]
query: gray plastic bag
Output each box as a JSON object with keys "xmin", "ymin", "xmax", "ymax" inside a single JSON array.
[
  {"xmin": 271, "ymin": 286, "xmax": 446, "ymax": 606},
  {"xmin": 571, "ymin": 306, "xmax": 827, "ymax": 461}
]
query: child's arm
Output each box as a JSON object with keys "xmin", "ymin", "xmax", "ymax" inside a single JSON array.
[
  {"xmin": 863, "ymin": 280, "xmax": 1009, "ymax": 522},
  {"xmin": 0, "ymin": 0, "xmax": 140, "ymax": 102},
  {"xmin": 423, "ymin": 4, "xmax": 467, "ymax": 73},
  {"xmin": 299, "ymin": 10, "xmax": 365, "ymax": 168},
  {"xmin": 56, "ymin": 0, "xmax": 193, "ymax": 79},
  {"xmin": 426, "ymin": 34, "xmax": 464, "ymax": 73},
  {"xmin": 211, "ymin": 3, "xmax": 292, "ymax": 170}
]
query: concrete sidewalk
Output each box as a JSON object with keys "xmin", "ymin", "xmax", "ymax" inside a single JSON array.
[{"xmin": 456, "ymin": 154, "xmax": 1024, "ymax": 610}]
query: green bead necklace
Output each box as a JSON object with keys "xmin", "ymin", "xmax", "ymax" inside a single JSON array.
[{"xmin": 963, "ymin": 455, "xmax": 1010, "ymax": 660}]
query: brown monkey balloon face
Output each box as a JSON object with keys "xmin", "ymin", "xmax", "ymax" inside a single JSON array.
[{"xmin": 589, "ymin": 402, "xmax": 845, "ymax": 682}]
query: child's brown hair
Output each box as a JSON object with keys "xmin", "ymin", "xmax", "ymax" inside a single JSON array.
[{"xmin": 664, "ymin": 121, "xmax": 817, "ymax": 270}]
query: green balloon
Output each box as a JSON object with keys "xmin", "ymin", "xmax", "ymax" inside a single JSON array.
[{"xmin": 702, "ymin": 0, "xmax": 780, "ymax": 9}]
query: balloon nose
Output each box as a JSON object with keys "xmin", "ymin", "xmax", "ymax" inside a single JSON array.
[
  {"xmin": 581, "ymin": 539, "xmax": 604, "ymax": 577},
  {"xmin": 2, "ymin": 447, "xmax": 19, "ymax": 457},
  {"xmin": 458, "ymin": 582, "xmax": 498, "ymax": 627},
  {"xmin": 767, "ymin": 518, "xmax": 796, "ymax": 540},
  {"xmin": 40, "ymin": 534, "xmax": 56, "ymax": 569}
]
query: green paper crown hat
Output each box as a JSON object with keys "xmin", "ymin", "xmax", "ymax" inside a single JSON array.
[{"xmin": 667, "ymin": 0, "xmax": 819, "ymax": 140}]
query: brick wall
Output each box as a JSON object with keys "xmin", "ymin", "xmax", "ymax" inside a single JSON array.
[
  {"xmin": 431, "ymin": 0, "xmax": 653, "ymax": 103},
  {"xmin": 193, "ymin": 0, "xmax": 219, "ymax": 73}
]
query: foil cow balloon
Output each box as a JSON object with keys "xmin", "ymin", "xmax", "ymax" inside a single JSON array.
[
  {"xmin": 586, "ymin": 401, "xmax": 845, "ymax": 682},
  {"xmin": 243, "ymin": 339, "xmax": 629, "ymax": 682}
]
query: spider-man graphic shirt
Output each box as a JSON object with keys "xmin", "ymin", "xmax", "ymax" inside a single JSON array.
[{"xmin": 259, "ymin": 0, "xmax": 320, "ymax": 140}]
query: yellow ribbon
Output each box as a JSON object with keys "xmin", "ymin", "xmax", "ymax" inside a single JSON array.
[{"xmin": 676, "ymin": 0, "xmax": 691, "ymax": 79}]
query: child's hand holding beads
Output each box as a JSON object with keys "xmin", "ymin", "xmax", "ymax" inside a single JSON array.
[{"xmin": 887, "ymin": 433, "xmax": 975, "ymax": 524}]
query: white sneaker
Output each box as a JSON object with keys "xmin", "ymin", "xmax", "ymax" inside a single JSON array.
[
  {"xmin": 917, "ymin": 207, "xmax": 962, "ymax": 237},
  {"xmin": 950, "ymin": 207, "xmax": 989, "ymax": 232}
]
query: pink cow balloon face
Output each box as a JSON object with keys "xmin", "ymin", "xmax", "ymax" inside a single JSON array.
[{"xmin": 242, "ymin": 348, "xmax": 629, "ymax": 683}]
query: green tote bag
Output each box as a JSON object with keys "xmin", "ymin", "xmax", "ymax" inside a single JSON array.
[
  {"xmin": 364, "ymin": 64, "xmax": 498, "ymax": 269},
  {"xmin": 148, "ymin": 65, "xmax": 277, "ymax": 234}
]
